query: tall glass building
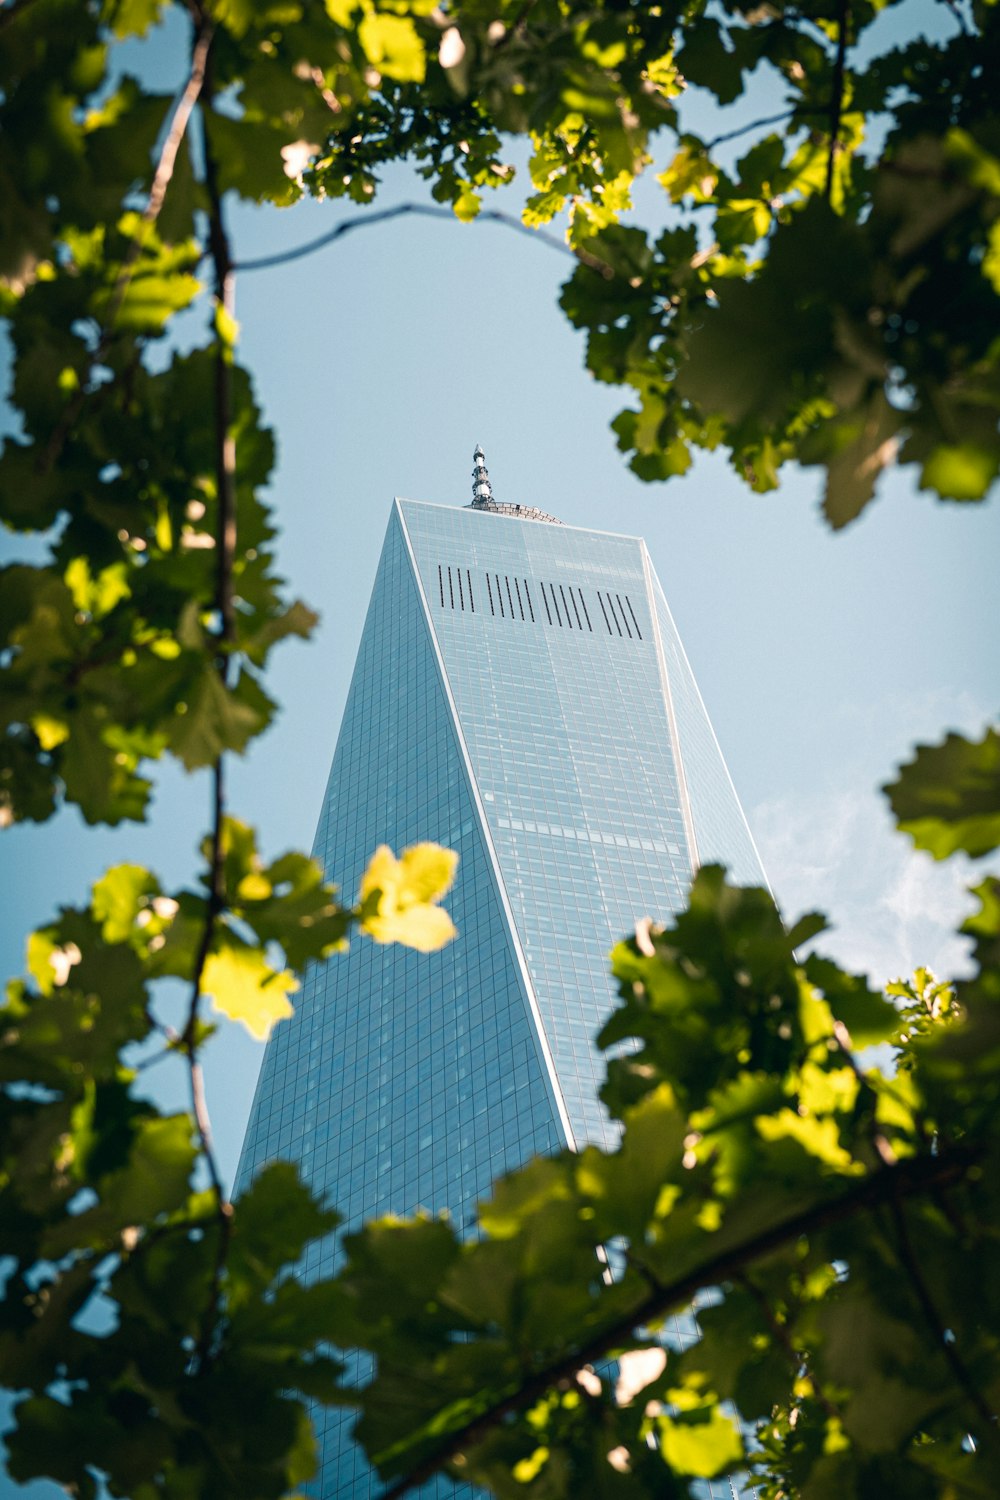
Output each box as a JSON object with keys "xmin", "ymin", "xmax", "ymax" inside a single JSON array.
[{"xmin": 235, "ymin": 454, "xmax": 767, "ymax": 1498}]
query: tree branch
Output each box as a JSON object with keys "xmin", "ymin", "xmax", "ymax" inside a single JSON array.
[
  {"xmin": 182, "ymin": 19, "xmax": 237, "ymax": 1368},
  {"xmin": 887, "ymin": 1194, "xmax": 997, "ymax": 1441},
  {"xmin": 937, "ymin": 0, "xmax": 971, "ymax": 37},
  {"xmin": 147, "ymin": 27, "xmax": 213, "ymax": 224},
  {"xmin": 373, "ymin": 1146, "xmax": 977, "ymax": 1499},
  {"xmin": 704, "ymin": 109, "xmax": 797, "ymax": 152},
  {"xmin": 0, "ymin": 0, "xmax": 42, "ymax": 31},
  {"xmin": 234, "ymin": 202, "xmax": 612, "ymax": 278},
  {"xmin": 39, "ymin": 20, "xmax": 213, "ymax": 475},
  {"xmin": 825, "ymin": 0, "xmax": 850, "ymax": 201},
  {"xmin": 201, "ymin": 72, "xmax": 237, "ymax": 652},
  {"xmin": 739, "ymin": 1273, "xmax": 843, "ymax": 1424}
]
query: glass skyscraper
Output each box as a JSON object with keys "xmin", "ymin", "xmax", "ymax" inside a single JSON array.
[{"xmin": 235, "ymin": 456, "xmax": 767, "ymax": 1498}]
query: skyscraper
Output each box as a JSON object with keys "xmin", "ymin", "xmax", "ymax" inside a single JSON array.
[{"xmin": 235, "ymin": 452, "xmax": 767, "ymax": 1498}]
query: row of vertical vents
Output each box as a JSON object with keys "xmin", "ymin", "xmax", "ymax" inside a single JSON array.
[{"xmin": 437, "ymin": 565, "xmax": 643, "ymax": 641}]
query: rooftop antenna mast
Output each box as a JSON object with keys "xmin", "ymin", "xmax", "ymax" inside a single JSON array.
[{"xmin": 470, "ymin": 444, "xmax": 495, "ymax": 509}]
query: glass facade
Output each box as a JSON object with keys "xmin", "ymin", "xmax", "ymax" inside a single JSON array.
[{"xmin": 235, "ymin": 499, "xmax": 766, "ymax": 1499}]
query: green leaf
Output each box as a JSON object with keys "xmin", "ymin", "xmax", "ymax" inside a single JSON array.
[
  {"xmin": 229, "ymin": 1161, "xmax": 339, "ymax": 1306},
  {"xmin": 92, "ymin": 863, "xmax": 157, "ymax": 943},
  {"xmin": 818, "ymin": 391, "xmax": 903, "ymax": 531},
  {"xmin": 42, "ymin": 1113, "xmax": 197, "ymax": 1256},
  {"xmin": 165, "ymin": 665, "xmax": 276, "ymax": 771},
  {"xmin": 805, "ymin": 954, "xmax": 901, "ymax": 1048},
  {"xmin": 206, "ymin": 113, "xmax": 303, "ymax": 206},
  {"xmin": 106, "ymin": 0, "xmax": 168, "ymax": 39},
  {"xmin": 885, "ymin": 725, "xmax": 1000, "ymax": 859},
  {"xmin": 60, "ymin": 709, "xmax": 153, "ymax": 824},
  {"xmin": 240, "ymin": 597, "xmax": 318, "ymax": 668},
  {"xmin": 919, "ymin": 442, "xmax": 1000, "ymax": 501}
]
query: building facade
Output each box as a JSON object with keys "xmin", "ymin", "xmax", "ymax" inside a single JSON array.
[{"xmin": 235, "ymin": 457, "xmax": 767, "ymax": 1498}]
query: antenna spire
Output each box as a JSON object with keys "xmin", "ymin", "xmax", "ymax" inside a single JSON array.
[{"xmin": 471, "ymin": 444, "xmax": 495, "ymax": 509}]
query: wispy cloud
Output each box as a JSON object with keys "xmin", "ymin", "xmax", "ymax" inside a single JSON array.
[
  {"xmin": 752, "ymin": 785, "xmax": 981, "ymax": 986},
  {"xmin": 749, "ymin": 690, "xmax": 996, "ymax": 988}
]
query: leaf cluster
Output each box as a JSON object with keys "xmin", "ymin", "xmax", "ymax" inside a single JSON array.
[
  {"xmin": 2, "ymin": 4, "xmax": 999, "ymax": 1499},
  {"xmin": 324, "ymin": 856, "xmax": 1000, "ymax": 1499},
  {"xmin": 0, "ymin": 818, "xmax": 457, "ymax": 1494},
  {"xmin": 1, "ymin": 863, "xmax": 343, "ymax": 1498}
]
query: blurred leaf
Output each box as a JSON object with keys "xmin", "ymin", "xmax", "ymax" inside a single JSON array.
[
  {"xmin": 359, "ymin": 13, "xmax": 426, "ymax": 83},
  {"xmin": 359, "ymin": 842, "xmax": 458, "ymax": 951},
  {"xmin": 656, "ymin": 1405, "xmax": 743, "ymax": 1478},
  {"xmin": 166, "ymin": 666, "xmax": 276, "ymax": 771},
  {"xmin": 92, "ymin": 863, "xmax": 157, "ymax": 943},
  {"xmin": 202, "ymin": 938, "xmax": 298, "ymax": 1040},
  {"xmin": 885, "ymin": 725, "xmax": 1000, "ymax": 858},
  {"xmin": 229, "ymin": 1161, "xmax": 340, "ymax": 1304}
]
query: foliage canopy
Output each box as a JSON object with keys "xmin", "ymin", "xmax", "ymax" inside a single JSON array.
[{"xmin": 1, "ymin": 1, "xmax": 998, "ymax": 1498}]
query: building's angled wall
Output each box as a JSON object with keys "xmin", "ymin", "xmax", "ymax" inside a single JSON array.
[
  {"xmin": 645, "ymin": 560, "xmax": 768, "ymax": 889},
  {"xmin": 399, "ymin": 501, "xmax": 696, "ymax": 1152}
]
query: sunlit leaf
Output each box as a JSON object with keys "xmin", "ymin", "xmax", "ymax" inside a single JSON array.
[
  {"xmin": 358, "ymin": 13, "xmax": 426, "ymax": 83},
  {"xmin": 358, "ymin": 842, "xmax": 458, "ymax": 951},
  {"xmin": 656, "ymin": 1406, "xmax": 743, "ymax": 1478},
  {"xmin": 202, "ymin": 939, "xmax": 298, "ymax": 1040}
]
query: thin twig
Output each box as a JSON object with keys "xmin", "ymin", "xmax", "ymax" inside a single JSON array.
[
  {"xmin": 234, "ymin": 201, "xmax": 603, "ymax": 275},
  {"xmin": 201, "ymin": 71, "xmax": 237, "ymax": 651},
  {"xmin": 104, "ymin": 23, "xmax": 213, "ymax": 329},
  {"xmin": 704, "ymin": 109, "xmax": 796, "ymax": 152},
  {"xmin": 830, "ymin": 1019, "xmax": 897, "ymax": 1167},
  {"xmin": 740, "ymin": 1274, "xmax": 842, "ymax": 1423},
  {"xmin": 937, "ymin": 0, "xmax": 971, "ymax": 36},
  {"xmin": 39, "ymin": 22, "xmax": 213, "ymax": 474},
  {"xmin": 184, "ymin": 757, "xmax": 232, "ymax": 1368},
  {"xmin": 887, "ymin": 1194, "xmax": 997, "ymax": 1440},
  {"xmin": 825, "ymin": 0, "xmax": 850, "ymax": 201},
  {"xmin": 183, "ymin": 17, "xmax": 238, "ymax": 1367},
  {"xmin": 0, "ymin": 0, "xmax": 42, "ymax": 31},
  {"xmin": 373, "ymin": 1147, "xmax": 976, "ymax": 1499}
]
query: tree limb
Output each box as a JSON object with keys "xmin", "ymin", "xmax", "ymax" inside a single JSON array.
[
  {"xmin": 704, "ymin": 109, "xmax": 797, "ymax": 152},
  {"xmin": 183, "ymin": 19, "xmax": 237, "ymax": 1368},
  {"xmin": 887, "ymin": 1193, "xmax": 997, "ymax": 1441},
  {"xmin": 374, "ymin": 1146, "xmax": 977, "ymax": 1499},
  {"xmin": 39, "ymin": 20, "xmax": 213, "ymax": 475},
  {"xmin": 0, "ymin": 0, "xmax": 42, "ymax": 31},
  {"xmin": 825, "ymin": 0, "xmax": 850, "ymax": 201},
  {"xmin": 234, "ymin": 201, "xmax": 612, "ymax": 278},
  {"xmin": 937, "ymin": 0, "xmax": 971, "ymax": 37},
  {"xmin": 201, "ymin": 58, "xmax": 237, "ymax": 652}
]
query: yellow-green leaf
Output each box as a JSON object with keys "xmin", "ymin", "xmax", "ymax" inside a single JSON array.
[
  {"xmin": 93, "ymin": 864, "xmax": 156, "ymax": 943},
  {"xmin": 657, "ymin": 1408, "xmax": 743, "ymax": 1478},
  {"xmin": 358, "ymin": 843, "xmax": 458, "ymax": 952},
  {"xmin": 202, "ymin": 941, "xmax": 297, "ymax": 1040},
  {"xmin": 64, "ymin": 557, "xmax": 130, "ymax": 617},
  {"xmin": 358, "ymin": 13, "xmax": 426, "ymax": 83},
  {"xmin": 30, "ymin": 715, "xmax": 70, "ymax": 751}
]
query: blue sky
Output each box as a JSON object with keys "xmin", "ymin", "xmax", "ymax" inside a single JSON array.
[{"xmin": 2, "ymin": 5, "xmax": 998, "ymax": 1211}]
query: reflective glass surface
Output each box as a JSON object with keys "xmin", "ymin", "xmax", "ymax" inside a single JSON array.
[
  {"xmin": 399, "ymin": 500, "xmax": 764, "ymax": 1151},
  {"xmin": 649, "ymin": 575, "xmax": 767, "ymax": 888}
]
